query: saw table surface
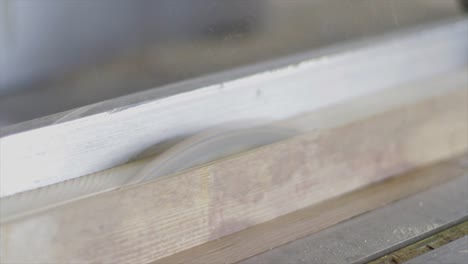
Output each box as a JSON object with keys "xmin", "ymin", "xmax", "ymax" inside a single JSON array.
[{"xmin": 241, "ymin": 174, "xmax": 468, "ymax": 264}]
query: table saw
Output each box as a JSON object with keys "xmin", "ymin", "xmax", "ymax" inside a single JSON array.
[{"xmin": 0, "ymin": 1, "xmax": 467, "ymax": 263}]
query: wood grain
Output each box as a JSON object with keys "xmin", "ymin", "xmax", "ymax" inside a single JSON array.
[
  {"xmin": 1, "ymin": 88, "xmax": 467, "ymax": 263},
  {"xmin": 155, "ymin": 155, "xmax": 468, "ymax": 264}
]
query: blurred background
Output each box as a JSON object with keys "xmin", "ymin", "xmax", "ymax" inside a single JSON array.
[{"xmin": 0, "ymin": 0, "xmax": 466, "ymax": 126}]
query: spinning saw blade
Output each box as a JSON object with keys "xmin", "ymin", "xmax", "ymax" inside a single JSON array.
[{"xmin": 1, "ymin": 125, "xmax": 296, "ymax": 221}]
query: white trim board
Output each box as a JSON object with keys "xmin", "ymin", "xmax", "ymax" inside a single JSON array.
[{"xmin": 1, "ymin": 19, "xmax": 467, "ymax": 197}]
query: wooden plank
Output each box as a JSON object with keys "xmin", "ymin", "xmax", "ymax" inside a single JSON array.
[
  {"xmin": 1, "ymin": 88, "xmax": 467, "ymax": 263},
  {"xmin": 155, "ymin": 155, "xmax": 468, "ymax": 264},
  {"xmin": 2, "ymin": 19, "xmax": 467, "ymax": 197},
  {"xmin": 2, "ymin": 70, "xmax": 465, "ymax": 221}
]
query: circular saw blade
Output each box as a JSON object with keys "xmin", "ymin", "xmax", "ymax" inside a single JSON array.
[
  {"xmin": 131, "ymin": 125, "xmax": 297, "ymax": 184},
  {"xmin": 2, "ymin": 125, "xmax": 296, "ymax": 221}
]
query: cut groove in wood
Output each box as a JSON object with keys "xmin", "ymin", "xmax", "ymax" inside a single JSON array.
[{"xmin": 0, "ymin": 88, "xmax": 467, "ymax": 263}]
